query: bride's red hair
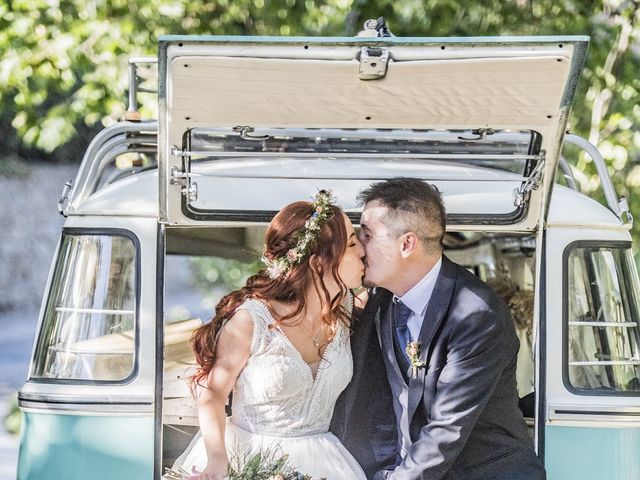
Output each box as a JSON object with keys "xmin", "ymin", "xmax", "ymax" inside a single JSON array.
[{"xmin": 190, "ymin": 201, "xmax": 350, "ymax": 388}]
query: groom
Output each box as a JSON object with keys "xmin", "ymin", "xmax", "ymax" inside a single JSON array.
[{"xmin": 331, "ymin": 178, "xmax": 546, "ymax": 479}]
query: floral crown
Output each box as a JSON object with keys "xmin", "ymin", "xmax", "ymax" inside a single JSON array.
[{"xmin": 261, "ymin": 190, "xmax": 336, "ymax": 279}]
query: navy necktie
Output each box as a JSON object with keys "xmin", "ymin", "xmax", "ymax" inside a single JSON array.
[{"xmin": 394, "ymin": 301, "xmax": 413, "ymax": 362}]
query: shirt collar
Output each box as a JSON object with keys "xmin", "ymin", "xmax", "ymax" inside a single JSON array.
[{"xmin": 394, "ymin": 257, "xmax": 443, "ymax": 317}]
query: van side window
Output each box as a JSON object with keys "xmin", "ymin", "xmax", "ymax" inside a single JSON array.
[
  {"xmin": 565, "ymin": 243, "xmax": 640, "ymax": 393},
  {"xmin": 31, "ymin": 232, "xmax": 138, "ymax": 382}
]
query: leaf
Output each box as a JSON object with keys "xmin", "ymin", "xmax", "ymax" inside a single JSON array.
[{"xmin": 273, "ymin": 454, "xmax": 289, "ymax": 470}]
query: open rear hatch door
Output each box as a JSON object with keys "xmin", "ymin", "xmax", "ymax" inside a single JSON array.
[{"xmin": 159, "ymin": 35, "xmax": 588, "ymax": 230}]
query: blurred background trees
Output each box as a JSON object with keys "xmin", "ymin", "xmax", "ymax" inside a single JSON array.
[{"xmin": 1, "ymin": 0, "xmax": 638, "ymax": 240}]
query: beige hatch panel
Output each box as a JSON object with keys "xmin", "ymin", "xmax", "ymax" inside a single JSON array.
[{"xmin": 169, "ymin": 53, "xmax": 571, "ymax": 131}]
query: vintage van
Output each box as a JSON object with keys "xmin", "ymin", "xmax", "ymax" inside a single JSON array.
[{"xmin": 16, "ymin": 27, "xmax": 640, "ymax": 480}]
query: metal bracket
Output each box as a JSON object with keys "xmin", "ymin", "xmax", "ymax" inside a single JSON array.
[
  {"xmin": 359, "ymin": 47, "xmax": 389, "ymax": 80},
  {"xmin": 513, "ymin": 152, "xmax": 546, "ymax": 207},
  {"xmin": 618, "ymin": 197, "xmax": 634, "ymax": 226},
  {"xmin": 232, "ymin": 125, "xmax": 269, "ymax": 141},
  {"xmin": 458, "ymin": 128, "xmax": 495, "ymax": 141},
  {"xmin": 170, "ymin": 166, "xmax": 198, "ymax": 202},
  {"xmin": 57, "ymin": 180, "xmax": 73, "ymax": 216},
  {"xmin": 357, "ymin": 17, "xmax": 394, "ymax": 38}
]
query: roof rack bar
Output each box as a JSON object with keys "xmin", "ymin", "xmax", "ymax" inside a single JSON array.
[
  {"xmin": 558, "ymin": 156, "xmax": 578, "ymax": 191},
  {"xmin": 124, "ymin": 56, "xmax": 158, "ymax": 122},
  {"xmin": 564, "ymin": 133, "xmax": 632, "ymax": 225},
  {"xmin": 70, "ymin": 133, "xmax": 157, "ymax": 210},
  {"xmin": 65, "ymin": 122, "xmax": 158, "ymax": 213}
]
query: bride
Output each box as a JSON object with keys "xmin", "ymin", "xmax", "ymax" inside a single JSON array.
[{"xmin": 167, "ymin": 191, "xmax": 367, "ymax": 479}]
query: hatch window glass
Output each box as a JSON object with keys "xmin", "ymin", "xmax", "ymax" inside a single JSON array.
[
  {"xmin": 186, "ymin": 127, "xmax": 541, "ymax": 175},
  {"xmin": 168, "ymin": 127, "xmax": 543, "ymax": 222},
  {"xmin": 32, "ymin": 232, "xmax": 138, "ymax": 382},
  {"xmin": 566, "ymin": 244, "xmax": 640, "ymax": 392}
]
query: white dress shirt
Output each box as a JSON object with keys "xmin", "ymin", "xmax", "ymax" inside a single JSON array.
[
  {"xmin": 392, "ymin": 257, "xmax": 442, "ymax": 456},
  {"xmin": 393, "ymin": 258, "xmax": 442, "ymax": 342}
]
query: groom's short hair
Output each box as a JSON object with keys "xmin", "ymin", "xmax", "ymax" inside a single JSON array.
[{"xmin": 357, "ymin": 178, "xmax": 446, "ymax": 253}]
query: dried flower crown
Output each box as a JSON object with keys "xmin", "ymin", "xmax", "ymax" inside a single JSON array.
[{"xmin": 261, "ymin": 190, "xmax": 336, "ymax": 279}]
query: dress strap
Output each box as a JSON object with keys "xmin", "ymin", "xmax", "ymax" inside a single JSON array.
[{"xmin": 235, "ymin": 298, "xmax": 276, "ymax": 354}]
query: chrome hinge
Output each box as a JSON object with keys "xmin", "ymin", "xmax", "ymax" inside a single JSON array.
[
  {"xmin": 359, "ymin": 47, "xmax": 389, "ymax": 80},
  {"xmin": 619, "ymin": 197, "xmax": 634, "ymax": 226},
  {"xmin": 57, "ymin": 180, "xmax": 73, "ymax": 216},
  {"xmin": 513, "ymin": 153, "xmax": 546, "ymax": 207},
  {"xmin": 170, "ymin": 166, "xmax": 198, "ymax": 202}
]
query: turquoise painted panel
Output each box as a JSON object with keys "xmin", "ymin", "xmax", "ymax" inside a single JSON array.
[
  {"xmin": 546, "ymin": 425, "xmax": 640, "ymax": 480},
  {"xmin": 17, "ymin": 412, "xmax": 154, "ymax": 480}
]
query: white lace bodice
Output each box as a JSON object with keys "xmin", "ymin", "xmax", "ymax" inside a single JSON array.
[{"xmin": 230, "ymin": 298, "xmax": 353, "ymax": 436}]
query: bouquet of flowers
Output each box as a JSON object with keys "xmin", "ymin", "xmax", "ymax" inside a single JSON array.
[{"xmin": 164, "ymin": 443, "xmax": 323, "ymax": 480}]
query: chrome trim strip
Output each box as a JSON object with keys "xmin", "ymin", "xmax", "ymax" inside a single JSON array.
[
  {"xmin": 19, "ymin": 401, "xmax": 153, "ymax": 415},
  {"xmin": 18, "ymin": 391, "xmax": 153, "ymax": 404},
  {"xmin": 187, "ymin": 173, "xmax": 525, "ymax": 182},
  {"xmin": 549, "ymin": 404, "xmax": 640, "ymax": 415},
  {"xmin": 174, "ymin": 150, "xmax": 542, "ymax": 161},
  {"xmin": 548, "ymin": 404, "xmax": 640, "ymax": 427},
  {"xmin": 569, "ymin": 360, "xmax": 640, "ymax": 366},
  {"xmin": 568, "ymin": 321, "xmax": 637, "ymax": 327},
  {"xmin": 154, "ymin": 222, "xmax": 165, "ymax": 480},
  {"xmin": 55, "ymin": 307, "xmax": 135, "ymax": 315}
]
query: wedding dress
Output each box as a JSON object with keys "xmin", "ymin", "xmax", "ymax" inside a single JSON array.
[{"xmin": 168, "ymin": 298, "xmax": 366, "ymax": 479}]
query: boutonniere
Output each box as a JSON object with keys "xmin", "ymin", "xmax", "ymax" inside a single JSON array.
[{"xmin": 406, "ymin": 341, "xmax": 426, "ymax": 379}]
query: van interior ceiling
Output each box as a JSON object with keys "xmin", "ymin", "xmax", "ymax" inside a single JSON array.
[{"xmin": 160, "ymin": 227, "xmax": 539, "ymax": 469}]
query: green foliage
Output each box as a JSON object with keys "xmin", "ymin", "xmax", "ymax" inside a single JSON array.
[
  {"xmin": 165, "ymin": 443, "xmax": 318, "ymax": 479},
  {"xmin": 190, "ymin": 257, "xmax": 262, "ymax": 293},
  {"xmin": 0, "ymin": 0, "xmax": 638, "ymax": 238},
  {"xmin": 0, "ymin": 0, "xmax": 357, "ymax": 157},
  {"xmin": 226, "ymin": 445, "xmax": 316, "ymax": 480},
  {"xmin": 3, "ymin": 393, "xmax": 21, "ymax": 435}
]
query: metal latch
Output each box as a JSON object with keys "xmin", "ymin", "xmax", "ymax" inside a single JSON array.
[
  {"xmin": 513, "ymin": 152, "xmax": 546, "ymax": 207},
  {"xmin": 232, "ymin": 125, "xmax": 269, "ymax": 141},
  {"xmin": 458, "ymin": 128, "xmax": 495, "ymax": 141},
  {"xmin": 57, "ymin": 180, "xmax": 73, "ymax": 216},
  {"xmin": 359, "ymin": 47, "xmax": 389, "ymax": 80},
  {"xmin": 170, "ymin": 166, "xmax": 198, "ymax": 203}
]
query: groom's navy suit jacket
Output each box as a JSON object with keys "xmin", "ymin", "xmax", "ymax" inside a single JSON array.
[{"xmin": 331, "ymin": 256, "xmax": 546, "ymax": 480}]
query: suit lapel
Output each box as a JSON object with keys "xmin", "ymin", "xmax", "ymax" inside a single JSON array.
[{"xmin": 407, "ymin": 256, "xmax": 458, "ymax": 422}]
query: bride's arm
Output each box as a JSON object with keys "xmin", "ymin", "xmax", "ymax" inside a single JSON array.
[{"xmin": 194, "ymin": 310, "xmax": 253, "ymax": 480}]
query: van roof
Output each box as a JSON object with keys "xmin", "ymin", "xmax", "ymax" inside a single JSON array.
[{"xmin": 71, "ymin": 162, "xmax": 623, "ymax": 231}]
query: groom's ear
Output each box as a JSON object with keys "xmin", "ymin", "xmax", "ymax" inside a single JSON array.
[{"xmin": 400, "ymin": 232, "xmax": 420, "ymax": 258}]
